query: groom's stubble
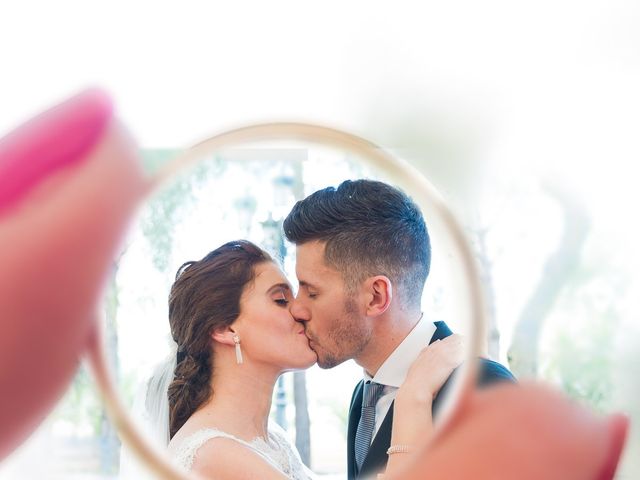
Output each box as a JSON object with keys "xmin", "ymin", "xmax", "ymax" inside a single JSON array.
[{"xmin": 310, "ymin": 294, "xmax": 373, "ymax": 369}]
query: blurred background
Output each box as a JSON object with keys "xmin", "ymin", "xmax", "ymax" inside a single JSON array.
[{"xmin": 1, "ymin": 0, "xmax": 639, "ymax": 478}]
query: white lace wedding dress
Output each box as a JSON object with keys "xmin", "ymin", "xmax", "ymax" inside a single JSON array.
[{"xmin": 168, "ymin": 425, "xmax": 313, "ymax": 480}]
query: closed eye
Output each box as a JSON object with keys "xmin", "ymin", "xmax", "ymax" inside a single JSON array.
[
  {"xmin": 298, "ymin": 281, "xmax": 319, "ymax": 300},
  {"xmin": 270, "ymin": 285, "xmax": 292, "ymax": 306}
]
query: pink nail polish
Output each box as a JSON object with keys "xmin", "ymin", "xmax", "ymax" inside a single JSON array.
[{"xmin": 0, "ymin": 88, "xmax": 113, "ymax": 214}]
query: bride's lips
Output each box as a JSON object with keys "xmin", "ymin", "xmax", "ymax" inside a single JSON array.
[
  {"xmin": 299, "ymin": 330, "xmax": 316, "ymax": 349},
  {"xmin": 304, "ymin": 334, "xmax": 317, "ymax": 351}
]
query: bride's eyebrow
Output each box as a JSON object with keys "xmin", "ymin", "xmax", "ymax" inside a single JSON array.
[{"xmin": 266, "ymin": 283, "xmax": 291, "ymax": 295}]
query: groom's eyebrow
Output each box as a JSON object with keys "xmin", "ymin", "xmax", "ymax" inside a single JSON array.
[{"xmin": 298, "ymin": 280, "xmax": 317, "ymax": 290}]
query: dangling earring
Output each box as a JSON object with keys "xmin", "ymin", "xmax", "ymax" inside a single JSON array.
[{"xmin": 233, "ymin": 334, "xmax": 243, "ymax": 365}]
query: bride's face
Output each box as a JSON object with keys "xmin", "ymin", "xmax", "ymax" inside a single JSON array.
[{"xmin": 234, "ymin": 262, "xmax": 317, "ymax": 371}]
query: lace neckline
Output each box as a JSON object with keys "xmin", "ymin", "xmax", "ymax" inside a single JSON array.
[{"xmin": 168, "ymin": 425, "xmax": 310, "ymax": 479}]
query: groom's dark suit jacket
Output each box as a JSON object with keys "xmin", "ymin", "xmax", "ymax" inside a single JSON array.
[{"xmin": 346, "ymin": 321, "xmax": 516, "ymax": 480}]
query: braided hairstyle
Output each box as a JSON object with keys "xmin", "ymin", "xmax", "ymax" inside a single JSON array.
[{"xmin": 167, "ymin": 240, "xmax": 272, "ymax": 439}]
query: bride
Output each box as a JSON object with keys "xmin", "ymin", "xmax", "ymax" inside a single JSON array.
[{"xmin": 132, "ymin": 239, "xmax": 462, "ymax": 479}]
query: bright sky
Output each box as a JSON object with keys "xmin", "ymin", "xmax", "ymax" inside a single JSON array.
[{"xmin": 1, "ymin": 1, "xmax": 639, "ymax": 217}]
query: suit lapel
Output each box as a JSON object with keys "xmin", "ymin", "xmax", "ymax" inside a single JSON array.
[
  {"xmin": 347, "ymin": 380, "xmax": 364, "ymax": 479},
  {"xmin": 430, "ymin": 320, "xmax": 453, "ymax": 343}
]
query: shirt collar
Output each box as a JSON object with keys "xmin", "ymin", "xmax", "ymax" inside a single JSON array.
[{"xmin": 364, "ymin": 316, "xmax": 437, "ymax": 388}]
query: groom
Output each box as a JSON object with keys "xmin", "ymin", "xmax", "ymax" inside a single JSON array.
[{"xmin": 284, "ymin": 179, "xmax": 515, "ymax": 480}]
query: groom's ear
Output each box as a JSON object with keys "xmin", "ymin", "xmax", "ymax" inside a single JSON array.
[
  {"xmin": 364, "ymin": 275, "xmax": 393, "ymax": 317},
  {"xmin": 211, "ymin": 327, "xmax": 236, "ymax": 347}
]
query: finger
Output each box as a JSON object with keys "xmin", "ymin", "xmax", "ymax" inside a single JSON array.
[{"xmin": 0, "ymin": 90, "xmax": 146, "ymax": 460}]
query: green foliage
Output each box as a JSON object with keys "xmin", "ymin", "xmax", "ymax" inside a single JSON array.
[
  {"xmin": 139, "ymin": 149, "xmax": 226, "ymax": 272},
  {"xmin": 542, "ymin": 321, "xmax": 614, "ymax": 412},
  {"xmin": 51, "ymin": 150, "xmax": 227, "ymax": 438},
  {"xmin": 539, "ymin": 242, "xmax": 627, "ymax": 413},
  {"xmin": 52, "ymin": 365, "xmax": 104, "ymax": 435}
]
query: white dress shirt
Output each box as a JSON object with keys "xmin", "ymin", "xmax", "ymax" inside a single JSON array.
[{"xmin": 363, "ymin": 317, "xmax": 437, "ymax": 441}]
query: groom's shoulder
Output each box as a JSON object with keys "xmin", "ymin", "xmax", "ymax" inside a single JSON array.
[
  {"xmin": 428, "ymin": 321, "xmax": 516, "ymax": 384},
  {"xmin": 477, "ymin": 357, "xmax": 517, "ymax": 385}
]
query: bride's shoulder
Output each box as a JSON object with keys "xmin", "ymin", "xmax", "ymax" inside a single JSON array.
[
  {"xmin": 168, "ymin": 411, "xmax": 236, "ymax": 453},
  {"xmin": 171, "ymin": 426, "xmax": 236, "ymax": 449},
  {"xmin": 167, "ymin": 427, "xmax": 236, "ymax": 470}
]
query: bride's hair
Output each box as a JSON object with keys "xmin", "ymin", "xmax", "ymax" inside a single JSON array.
[{"xmin": 167, "ymin": 240, "xmax": 272, "ymax": 439}]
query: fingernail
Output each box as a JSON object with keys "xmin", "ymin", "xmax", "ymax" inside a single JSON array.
[{"xmin": 0, "ymin": 88, "xmax": 113, "ymax": 215}]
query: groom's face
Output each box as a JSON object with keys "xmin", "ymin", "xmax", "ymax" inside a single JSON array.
[{"xmin": 291, "ymin": 240, "xmax": 373, "ymax": 369}]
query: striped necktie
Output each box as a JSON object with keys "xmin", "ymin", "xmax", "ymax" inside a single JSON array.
[{"xmin": 354, "ymin": 381, "xmax": 385, "ymax": 472}]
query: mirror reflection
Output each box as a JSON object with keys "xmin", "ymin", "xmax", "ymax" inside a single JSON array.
[{"xmin": 114, "ymin": 142, "xmax": 496, "ymax": 480}]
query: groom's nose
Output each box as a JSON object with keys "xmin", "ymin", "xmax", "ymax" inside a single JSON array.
[{"xmin": 289, "ymin": 297, "xmax": 311, "ymax": 323}]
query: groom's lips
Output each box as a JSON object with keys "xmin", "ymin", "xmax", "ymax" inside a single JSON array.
[{"xmin": 305, "ymin": 333, "xmax": 319, "ymax": 351}]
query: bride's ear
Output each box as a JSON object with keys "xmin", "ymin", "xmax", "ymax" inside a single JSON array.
[{"xmin": 211, "ymin": 327, "xmax": 237, "ymax": 347}]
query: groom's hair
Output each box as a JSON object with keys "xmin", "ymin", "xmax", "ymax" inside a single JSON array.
[{"xmin": 284, "ymin": 179, "xmax": 430, "ymax": 309}]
